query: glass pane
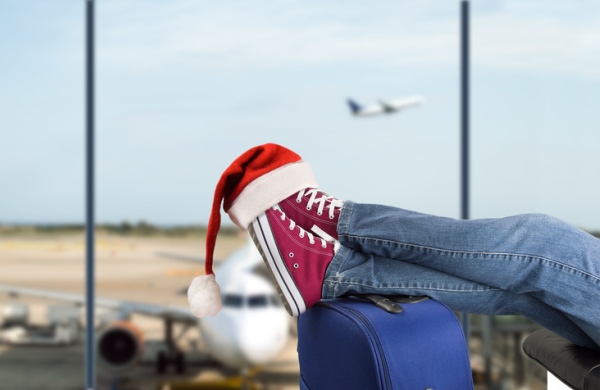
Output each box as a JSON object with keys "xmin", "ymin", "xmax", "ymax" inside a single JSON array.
[
  {"xmin": 0, "ymin": 1, "xmax": 85, "ymax": 388},
  {"xmin": 470, "ymin": 2, "xmax": 600, "ymax": 388},
  {"xmin": 4, "ymin": 2, "xmax": 597, "ymax": 390}
]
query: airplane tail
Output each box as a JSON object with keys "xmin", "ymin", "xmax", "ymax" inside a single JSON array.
[{"xmin": 347, "ymin": 99, "xmax": 362, "ymax": 114}]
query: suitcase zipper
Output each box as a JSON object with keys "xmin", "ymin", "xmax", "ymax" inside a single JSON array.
[{"xmin": 333, "ymin": 304, "xmax": 393, "ymax": 389}]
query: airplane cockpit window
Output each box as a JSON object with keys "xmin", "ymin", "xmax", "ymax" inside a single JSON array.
[
  {"xmin": 248, "ymin": 295, "xmax": 268, "ymax": 308},
  {"xmin": 223, "ymin": 294, "xmax": 284, "ymax": 308},
  {"xmin": 223, "ymin": 294, "xmax": 244, "ymax": 308}
]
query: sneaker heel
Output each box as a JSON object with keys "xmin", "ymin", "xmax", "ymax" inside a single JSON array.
[{"xmin": 248, "ymin": 223, "xmax": 298, "ymax": 317}]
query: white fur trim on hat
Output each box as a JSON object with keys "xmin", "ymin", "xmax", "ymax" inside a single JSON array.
[
  {"xmin": 227, "ymin": 161, "xmax": 318, "ymax": 229},
  {"xmin": 188, "ymin": 274, "xmax": 222, "ymax": 317}
]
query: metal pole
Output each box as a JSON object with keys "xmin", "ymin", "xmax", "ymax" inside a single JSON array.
[
  {"xmin": 460, "ymin": 4, "xmax": 470, "ymax": 221},
  {"xmin": 85, "ymin": 0, "xmax": 96, "ymax": 389},
  {"xmin": 460, "ymin": 0, "xmax": 470, "ymax": 340}
]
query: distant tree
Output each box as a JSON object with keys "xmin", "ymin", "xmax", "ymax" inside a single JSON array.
[
  {"xmin": 136, "ymin": 220, "xmax": 157, "ymax": 235},
  {"xmin": 120, "ymin": 221, "xmax": 133, "ymax": 232}
]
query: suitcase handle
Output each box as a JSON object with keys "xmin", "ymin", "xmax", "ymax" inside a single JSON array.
[
  {"xmin": 352, "ymin": 294, "xmax": 431, "ymax": 314},
  {"xmin": 388, "ymin": 295, "xmax": 431, "ymax": 304},
  {"xmin": 355, "ymin": 294, "xmax": 403, "ymax": 314}
]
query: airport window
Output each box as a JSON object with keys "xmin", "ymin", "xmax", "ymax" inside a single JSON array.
[{"xmin": 3, "ymin": 3, "xmax": 599, "ymax": 389}]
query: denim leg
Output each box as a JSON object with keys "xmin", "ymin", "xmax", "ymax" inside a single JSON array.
[
  {"xmin": 322, "ymin": 246, "xmax": 596, "ymax": 348},
  {"xmin": 330, "ymin": 201, "xmax": 600, "ymax": 348}
]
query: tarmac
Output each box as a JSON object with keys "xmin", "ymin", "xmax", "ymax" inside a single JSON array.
[
  {"xmin": 0, "ymin": 232, "xmax": 300, "ymax": 390},
  {"xmin": 0, "ymin": 231, "xmax": 549, "ymax": 390}
]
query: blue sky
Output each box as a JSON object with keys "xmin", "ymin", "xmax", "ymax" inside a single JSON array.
[{"xmin": 1, "ymin": 0, "xmax": 599, "ymax": 231}]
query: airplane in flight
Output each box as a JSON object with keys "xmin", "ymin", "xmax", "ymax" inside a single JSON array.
[
  {"xmin": 0, "ymin": 237, "xmax": 291, "ymax": 379},
  {"xmin": 347, "ymin": 96, "xmax": 423, "ymax": 117}
]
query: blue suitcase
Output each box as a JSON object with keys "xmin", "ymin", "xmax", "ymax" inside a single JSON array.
[{"xmin": 297, "ymin": 296, "xmax": 473, "ymax": 390}]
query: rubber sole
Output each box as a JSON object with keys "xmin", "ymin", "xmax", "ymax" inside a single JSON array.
[{"xmin": 249, "ymin": 211, "xmax": 306, "ymax": 317}]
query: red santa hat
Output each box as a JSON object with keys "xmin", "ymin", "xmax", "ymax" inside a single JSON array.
[{"xmin": 188, "ymin": 143, "xmax": 318, "ymax": 317}]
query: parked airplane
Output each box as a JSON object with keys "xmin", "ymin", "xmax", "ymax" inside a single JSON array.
[
  {"xmin": 347, "ymin": 97, "xmax": 423, "ymax": 117},
  {"xmin": 0, "ymin": 237, "xmax": 290, "ymax": 378}
]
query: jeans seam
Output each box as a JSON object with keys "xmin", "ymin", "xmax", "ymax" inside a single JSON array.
[
  {"xmin": 336, "ymin": 200, "xmax": 353, "ymax": 240},
  {"xmin": 323, "ymin": 247, "xmax": 353, "ymax": 298},
  {"xmin": 326, "ymin": 280, "xmax": 503, "ymax": 293}
]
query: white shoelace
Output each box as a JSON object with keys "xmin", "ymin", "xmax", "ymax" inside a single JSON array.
[
  {"xmin": 296, "ymin": 189, "xmax": 344, "ymax": 220},
  {"xmin": 277, "ymin": 208, "xmax": 327, "ymax": 248}
]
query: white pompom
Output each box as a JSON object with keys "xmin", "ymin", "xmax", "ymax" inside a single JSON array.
[{"xmin": 188, "ymin": 274, "xmax": 222, "ymax": 317}]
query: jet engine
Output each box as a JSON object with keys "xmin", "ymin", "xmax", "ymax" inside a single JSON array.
[{"xmin": 97, "ymin": 321, "xmax": 144, "ymax": 375}]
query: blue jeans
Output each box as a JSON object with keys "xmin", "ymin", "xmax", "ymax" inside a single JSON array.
[{"xmin": 322, "ymin": 201, "xmax": 600, "ymax": 349}]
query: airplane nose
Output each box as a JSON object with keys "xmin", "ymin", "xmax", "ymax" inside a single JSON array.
[
  {"xmin": 239, "ymin": 334, "xmax": 281, "ymax": 364},
  {"xmin": 238, "ymin": 317, "xmax": 286, "ymax": 364}
]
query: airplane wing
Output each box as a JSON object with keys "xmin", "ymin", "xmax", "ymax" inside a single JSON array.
[
  {"xmin": 0, "ymin": 284, "xmax": 198, "ymax": 324},
  {"xmin": 155, "ymin": 251, "xmax": 207, "ymax": 263},
  {"xmin": 349, "ymin": 97, "xmax": 423, "ymax": 117},
  {"xmin": 379, "ymin": 100, "xmax": 397, "ymax": 113}
]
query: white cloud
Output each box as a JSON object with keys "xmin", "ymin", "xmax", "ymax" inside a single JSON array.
[
  {"xmin": 3, "ymin": 0, "xmax": 600, "ymax": 227},
  {"xmin": 472, "ymin": 13, "xmax": 600, "ymax": 77},
  {"xmin": 90, "ymin": 1, "xmax": 600, "ymax": 78}
]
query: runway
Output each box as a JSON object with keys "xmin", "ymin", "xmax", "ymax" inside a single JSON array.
[
  {"xmin": 0, "ymin": 333, "xmax": 300, "ymax": 390},
  {"xmin": 0, "ymin": 231, "xmax": 300, "ymax": 390}
]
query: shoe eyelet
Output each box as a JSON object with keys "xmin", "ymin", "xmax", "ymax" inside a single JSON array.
[
  {"xmin": 296, "ymin": 198, "xmax": 302, "ymax": 203},
  {"xmin": 293, "ymin": 263, "xmax": 299, "ymax": 269},
  {"xmin": 317, "ymin": 211, "xmax": 323, "ymax": 216},
  {"xmin": 322, "ymin": 243, "xmax": 327, "ymax": 248},
  {"xmin": 306, "ymin": 206, "xmax": 312, "ymax": 211},
  {"xmin": 289, "ymin": 252, "xmax": 294, "ymax": 258},
  {"xmin": 329, "ymin": 215, "xmax": 334, "ymax": 219},
  {"xmin": 299, "ymin": 232, "xmax": 305, "ymax": 238}
]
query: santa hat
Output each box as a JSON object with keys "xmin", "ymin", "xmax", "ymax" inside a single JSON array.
[{"xmin": 188, "ymin": 143, "xmax": 318, "ymax": 317}]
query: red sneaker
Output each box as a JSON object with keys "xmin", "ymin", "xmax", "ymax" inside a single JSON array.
[
  {"xmin": 278, "ymin": 188, "xmax": 343, "ymax": 242},
  {"xmin": 249, "ymin": 205, "xmax": 337, "ymax": 317}
]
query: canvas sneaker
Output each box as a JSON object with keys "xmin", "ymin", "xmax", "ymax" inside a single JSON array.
[
  {"xmin": 278, "ymin": 188, "xmax": 343, "ymax": 242},
  {"xmin": 248, "ymin": 205, "xmax": 338, "ymax": 317}
]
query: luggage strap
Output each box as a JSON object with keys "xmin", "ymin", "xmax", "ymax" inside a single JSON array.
[{"xmin": 352, "ymin": 294, "xmax": 430, "ymax": 314}]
